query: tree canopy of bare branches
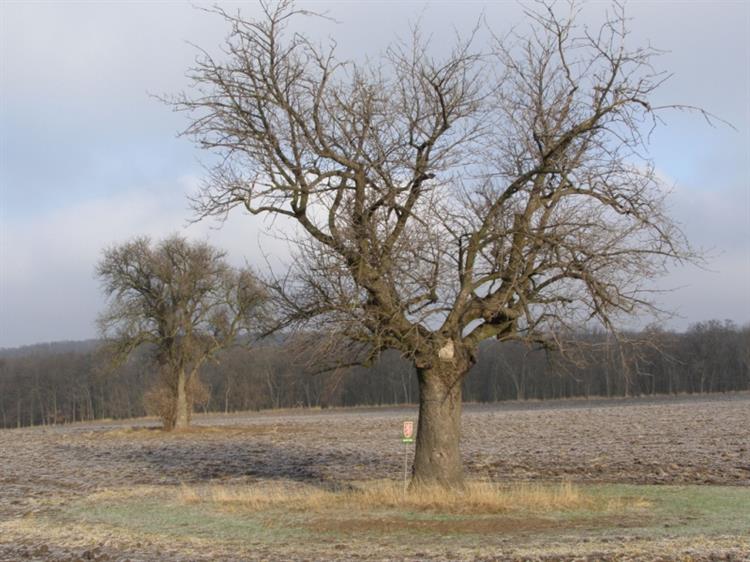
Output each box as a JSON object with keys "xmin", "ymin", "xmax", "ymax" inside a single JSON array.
[
  {"xmin": 97, "ymin": 235, "xmax": 267, "ymax": 430},
  {"xmin": 173, "ymin": 1, "xmax": 701, "ymax": 486}
]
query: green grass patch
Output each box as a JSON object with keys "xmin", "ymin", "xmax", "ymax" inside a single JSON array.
[
  {"xmin": 64, "ymin": 494, "xmax": 300, "ymax": 544},
  {"xmin": 584, "ymin": 483, "xmax": 750, "ymax": 538},
  {"xmin": 40, "ymin": 481, "xmax": 750, "ymax": 556}
]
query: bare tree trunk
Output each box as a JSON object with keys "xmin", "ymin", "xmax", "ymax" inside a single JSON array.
[
  {"xmin": 401, "ymin": 371, "xmax": 410, "ymax": 404},
  {"xmin": 265, "ymin": 369, "xmax": 278, "ymax": 409},
  {"xmin": 174, "ymin": 370, "xmax": 189, "ymax": 430},
  {"xmin": 411, "ymin": 361, "xmax": 467, "ymax": 489},
  {"xmin": 224, "ymin": 378, "xmax": 231, "ymax": 414},
  {"xmin": 84, "ymin": 387, "xmax": 94, "ymax": 421}
]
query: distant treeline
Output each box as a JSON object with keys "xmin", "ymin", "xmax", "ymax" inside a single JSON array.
[{"xmin": 0, "ymin": 320, "xmax": 748, "ymax": 429}]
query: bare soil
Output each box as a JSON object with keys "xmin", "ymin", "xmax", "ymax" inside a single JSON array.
[
  {"xmin": 1, "ymin": 392, "xmax": 749, "ymax": 561},
  {"xmin": 306, "ymin": 513, "xmax": 639, "ymax": 535}
]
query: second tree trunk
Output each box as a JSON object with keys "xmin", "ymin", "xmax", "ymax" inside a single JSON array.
[{"xmin": 174, "ymin": 369, "xmax": 189, "ymax": 430}]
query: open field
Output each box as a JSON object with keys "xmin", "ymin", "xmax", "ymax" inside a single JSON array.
[{"xmin": 1, "ymin": 393, "xmax": 749, "ymax": 561}]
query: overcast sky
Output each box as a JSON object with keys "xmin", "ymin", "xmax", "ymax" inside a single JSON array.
[{"xmin": 1, "ymin": 1, "xmax": 748, "ymax": 348}]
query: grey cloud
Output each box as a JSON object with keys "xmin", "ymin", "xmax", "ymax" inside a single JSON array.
[{"xmin": 1, "ymin": 1, "xmax": 748, "ymax": 346}]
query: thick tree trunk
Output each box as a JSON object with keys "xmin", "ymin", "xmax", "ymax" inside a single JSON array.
[
  {"xmin": 411, "ymin": 360, "xmax": 468, "ymax": 490},
  {"xmin": 174, "ymin": 370, "xmax": 189, "ymax": 430}
]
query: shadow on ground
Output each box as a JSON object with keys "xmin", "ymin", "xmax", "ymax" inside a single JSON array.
[{"xmin": 65, "ymin": 432, "xmax": 383, "ymax": 488}]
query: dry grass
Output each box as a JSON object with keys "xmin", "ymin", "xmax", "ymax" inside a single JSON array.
[{"xmin": 177, "ymin": 479, "xmax": 624, "ymax": 515}]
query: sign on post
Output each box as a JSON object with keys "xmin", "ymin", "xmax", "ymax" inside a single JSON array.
[
  {"xmin": 402, "ymin": 420, "xmax": 414, "ymax": 443},
  {"xmin": 401, "ymin": 420, "xmax": 415, "ymax": 494}
]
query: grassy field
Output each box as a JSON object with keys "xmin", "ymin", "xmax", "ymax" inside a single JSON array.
[{"xmin": 3, "ymin": 480, "xmax": 749, "ymax": 560}]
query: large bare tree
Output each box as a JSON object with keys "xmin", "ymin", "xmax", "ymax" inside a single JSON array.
[
  {"xmin": 173, "ymin": 1, "xmax": 705, "ymax": 486},
  {"xmin": 97, "ymin": 235, "xmax": 266, "ymax": 430}
]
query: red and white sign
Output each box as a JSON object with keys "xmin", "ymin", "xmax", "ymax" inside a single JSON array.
[{"xmin": 403, "ymin": 421, "xmax": 414, "ymax": 440}]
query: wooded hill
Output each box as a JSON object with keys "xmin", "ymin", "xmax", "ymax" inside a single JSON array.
[{"xmin": 1, "ymin": 320, "xmax": 747, "ymax": 429}]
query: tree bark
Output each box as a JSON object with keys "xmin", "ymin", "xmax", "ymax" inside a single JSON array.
[
  {"xmin": 174, "ymin": 369, "xmax": 189, "ymax": 430},
  {"xmin": 411, "ymin": 360, "xmax": 468, "ymax": 489}
]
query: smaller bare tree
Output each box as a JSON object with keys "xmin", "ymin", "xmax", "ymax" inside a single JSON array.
[{"xmin": 96, "ymin": 235, "xmax": 266, "ymax": 430}]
